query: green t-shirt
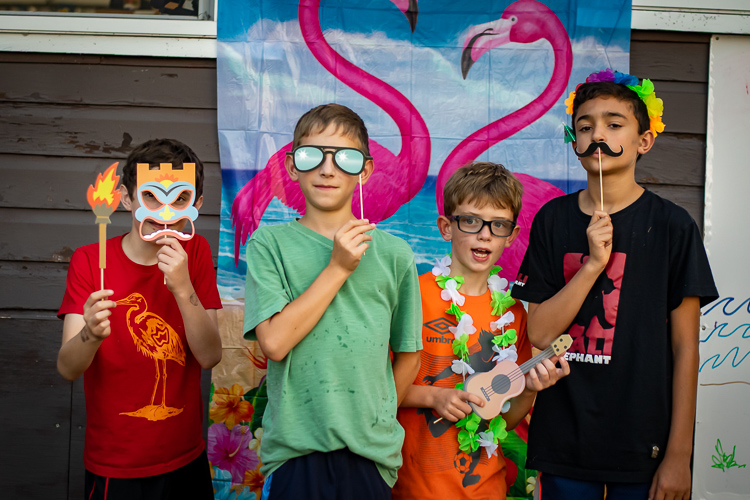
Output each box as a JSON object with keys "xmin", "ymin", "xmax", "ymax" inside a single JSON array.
[{"xmin": 243, "ymin": 220, "xmax": 422, "ymax": 487}]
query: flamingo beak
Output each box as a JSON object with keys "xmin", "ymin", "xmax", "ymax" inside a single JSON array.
[
  {"xmin": 404, "ymin": 0, "xmax": 418, "ymax": 32},
  {"xmin": 389, "ymin": 0, "xmax": 418, "ymax": 32},
  {"xmin": 461, "ymin": 18, "xmax": 514, "ymax": 79}
]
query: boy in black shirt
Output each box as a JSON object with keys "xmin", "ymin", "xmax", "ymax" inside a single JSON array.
[{"xmin": 512, "ymin": 70, "xmax": 718, "ymax": 499}]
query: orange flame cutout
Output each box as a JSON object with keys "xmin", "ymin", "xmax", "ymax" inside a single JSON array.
[{"xmin": 87, "ymin": 163, "xmax": 122, "ymax": 210}]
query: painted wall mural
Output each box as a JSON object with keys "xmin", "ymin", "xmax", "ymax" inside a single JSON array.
[{"xmin": 212, "ymin": 1, "xmax": 631, "ymax": 498}]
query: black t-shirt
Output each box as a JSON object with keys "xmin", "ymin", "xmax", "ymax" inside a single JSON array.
[{"xmin": 512, "ymin": 189, "xmax": 718, "ymax": 482}]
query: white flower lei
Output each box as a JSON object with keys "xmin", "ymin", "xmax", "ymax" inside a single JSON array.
[{"xmin": 431, "ymin": 254, "xmax": 519, "ymax": 456}]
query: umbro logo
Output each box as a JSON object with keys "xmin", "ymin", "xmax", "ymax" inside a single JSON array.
[
  {"xmin": 424, "ymin": 318, "xmax": 456, "ymax": 344},
  {"xmin": 423, "ymin": 318, "xmax": 456, "ymax": 335}
]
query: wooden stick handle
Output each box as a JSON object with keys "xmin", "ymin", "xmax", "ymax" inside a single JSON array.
[
  {"xmin": 99, "ymin": 223, "xmax": 106, "ymax": 269},
  {"xmin": 599, "ymin": 153, "xmax": 604, "ymax": 211}
]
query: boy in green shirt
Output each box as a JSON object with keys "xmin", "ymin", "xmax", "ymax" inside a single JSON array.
[{"xmin": 243, "ymin": 103, "xmax": 422, "ymax": 499}]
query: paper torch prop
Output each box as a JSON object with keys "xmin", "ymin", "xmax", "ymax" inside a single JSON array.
[{"xmin": 86, "ymin": 163, "xmax": 122, "ymax": 291}]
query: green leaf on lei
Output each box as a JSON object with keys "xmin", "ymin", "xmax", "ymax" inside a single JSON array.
[
  {"xmin": 435, "ymin": 275, "xmax": 464, "ymax": 290},
  {"xmin": 446, "ymin": 303, "xmax": 464, "ymax": 321},
  {"xmin": 492, "ymin": 328, "xmax": 518, "ymax": 348},
  {"xmin": 453, "ymin": 333, "xmax": 469, "ymax": 358},
  {"xmin": 489, "ymin": 266, "xmax": 502, "ymax": 277},
  {"xmin": 456, "ymin": 412, "xmax": 481, "ymax": 430},
  {"xmin": 488, "ymin": 415, "xmax": 508, "ymax": 442},
  {"xmin": 457, "ymin": 429, "xmax": 477, "ymax": 453},
  {"xmin": 464, "ymin": 413, "xmax": 481, "ymax": 433},
  {"xmin": 454, "ymin": 382, "xmax": 464, "ymax": 391},
  {"xmin": 490, "ymin": 289, "xmax": 516, "ymax": 316},
  {"xmin": 456, "ymin": 413, "xmax": 482, "ymax": 453},
  {"xmin": 435, "ymin": 275, "xmax": 450, "ymax": 289}
]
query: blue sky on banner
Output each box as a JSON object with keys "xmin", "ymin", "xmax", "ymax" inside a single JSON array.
[{"xmin": 216, "ymin": 0, "xmax": 631, "ymax": 301}]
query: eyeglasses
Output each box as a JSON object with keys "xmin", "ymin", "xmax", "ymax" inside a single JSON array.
[
  {"xmin": 448, "ymin": 215, "xmax": 517, "ymax": 237},
  {"xmin": 287, "ymin": 145, "xmax": 371, "ymax": 176}
]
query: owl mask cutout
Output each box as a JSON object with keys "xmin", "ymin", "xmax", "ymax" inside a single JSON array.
[{"xmin": 135, "ymin": 162, "xmax": 199, "ymax": 241}]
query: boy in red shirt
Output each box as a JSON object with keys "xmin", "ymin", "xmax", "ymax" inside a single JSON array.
[
  {"xmin": 394, "ymin": 162, "xmax": 569, "ymax": 499},
  {"xmin": 57, "ymin": 139, "xmax": 222, "ymax": 499}
]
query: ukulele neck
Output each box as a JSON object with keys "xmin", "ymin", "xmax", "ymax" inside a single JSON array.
[{"xmin": 518, "ymin": 345, "xmax": 557, "ymax": 375}]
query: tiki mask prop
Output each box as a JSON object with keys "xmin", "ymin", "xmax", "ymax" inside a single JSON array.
[{"xmin": 135, "ymin": 163, "xmax": 198, "ymax": 241}]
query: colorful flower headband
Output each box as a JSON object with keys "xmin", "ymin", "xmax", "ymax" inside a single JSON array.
[{"xmin": 563, "ymin": 68, "xmax": 665, "ymax": 143}]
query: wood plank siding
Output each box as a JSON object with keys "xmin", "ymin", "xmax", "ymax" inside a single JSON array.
[
  {"xmin": 0, "ymin": 53, "xmax": 221, "ymax": 500},
  {"xmin": 0, "ymin": 30, "xmax": 710, "ymax": 499}
]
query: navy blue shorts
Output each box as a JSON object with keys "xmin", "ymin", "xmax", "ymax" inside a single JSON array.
[
  {"xmin": 537, "ymin": 472, "xmax": 651, "ymax": 500},
  {"xmin": 262, "ymin": 448, "xmax": 391, "ymax": 500},
  {"xmin": 84, "ymin": 449, "xmax": 213, "ymax": 500}
]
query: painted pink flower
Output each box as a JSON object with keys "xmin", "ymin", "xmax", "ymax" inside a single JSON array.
[{"xmin": 208, "ymin": 423, "xmax": 259, "ymax": 483}]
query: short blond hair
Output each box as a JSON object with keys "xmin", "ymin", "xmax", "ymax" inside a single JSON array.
[{"xmin": 443, "ymin": 162, "xmax": 523, "ymax": 220}]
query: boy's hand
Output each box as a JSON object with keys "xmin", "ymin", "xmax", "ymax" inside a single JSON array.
[
  {"xmin": 82, "ymin": 289, "xmax": 117, "ymax": 342},
  {"xmin": 649, "ymin": 452, "xmax": 691, "ymax": 500},
  {"xmin": 586, "ymin": 210, "xmax": 613, "ymax": 272},
  {"xmin": 525, "ymin": 354, "xmax": 570, "ymax": 393},
  {"xmin": 157, "ymin": 237, "xmax": 192, "ymax": 295},
  {"xmin": 433, "ymin": 387, "xmax": 484, "ymax": 422},
  {"xmin": 329, "ymin": 219, "xmax": 375, "ymax": 274}
]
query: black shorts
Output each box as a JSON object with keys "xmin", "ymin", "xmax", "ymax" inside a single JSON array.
[
  {"xmin": 263, "ymin": 448, "xmax": 391, "ymax": 500},
  {"xmin": 84, "ymin": 449, "xmax": 213, "ymax": 500}
]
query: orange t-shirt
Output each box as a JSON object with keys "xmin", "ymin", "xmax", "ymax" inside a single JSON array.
[{"xmin": 393, "ymin": 272, "xmax": 531, "ymax": 500}]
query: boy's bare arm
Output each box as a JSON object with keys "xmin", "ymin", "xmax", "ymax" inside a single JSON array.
[
  {"xmin": 391, "ymin": 351, "xmax": 421, "ymax": 407},
  {"xmin": 649, "ymin": 296, "xmax": 699, "ymax": 500},
  {"xmin": 57, "ymin": 289, "xmax": 117, "ymax": 381},
  {"xmin": 527, "ymin": 210, "xmax": 612, "ymax": 347},
  {"xmin": 158, "ymin": 238, "xmax": 222, "ymax": 369},
  {"xmin": 256, "ymin": 220, "xmax": 375, "ymax": 362}
]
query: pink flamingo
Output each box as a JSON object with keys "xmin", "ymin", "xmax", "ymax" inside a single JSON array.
[
  {"xmin": 231, "ymin": 0, "xmax": 430, "ymax": 264},
  {"xmin": 438, "ymin": 0, "xmax": 572, "ymax": 283}
]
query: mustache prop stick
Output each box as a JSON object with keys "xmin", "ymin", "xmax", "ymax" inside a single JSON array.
[
  {"xmin": 86, "ymin": 163, "xmax": 122, "ymax": 291},
  {"xmin": 574, "ymin": 142, "xmax": 623, "ymax": 211}
]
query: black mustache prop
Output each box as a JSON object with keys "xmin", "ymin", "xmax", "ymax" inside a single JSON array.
[{"xmin": 574, "ymin": 142, "xmax": 624, "ymax": 157}]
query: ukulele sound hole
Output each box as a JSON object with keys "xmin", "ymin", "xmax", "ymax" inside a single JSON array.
[{"xmin": 491, "ymin": 374, "xmax": 511, "ymax": 395}]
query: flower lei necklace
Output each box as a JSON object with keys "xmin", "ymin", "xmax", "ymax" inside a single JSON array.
[{"xmin": 432, "ymin": 254, "xmax": 519, "ymax": 459}]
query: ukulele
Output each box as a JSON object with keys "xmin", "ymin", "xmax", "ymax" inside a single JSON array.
[{"xmin": 464, "ymin": 334, "xmax": 572, "ymax": 420}]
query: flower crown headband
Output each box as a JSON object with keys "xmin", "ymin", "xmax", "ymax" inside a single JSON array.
[{"xmin": 562, "ymin": 68, "xmax": 665, "ymax": 144}]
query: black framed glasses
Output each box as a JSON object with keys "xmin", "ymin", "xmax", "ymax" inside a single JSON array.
[
  {"xmin": 287, "ymin": 145, "xmax": 371, "ymax": 175},
  {"xmin": 448, "ymin": 215, "xmax": 517, "ymax": 237}
]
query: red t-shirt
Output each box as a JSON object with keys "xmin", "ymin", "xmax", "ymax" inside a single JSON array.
[
  {"xmin": 58, "ymin": 234, "xmax": 221, "ymax": 478},
  {"xmin": 393, "ymin": 272, "xmax": 530, "ymax": 500}
]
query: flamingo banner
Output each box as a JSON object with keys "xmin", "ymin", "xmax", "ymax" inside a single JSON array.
[{"xmin": 211, "ymin": 1, "xmax": 631, "ymax": 498}]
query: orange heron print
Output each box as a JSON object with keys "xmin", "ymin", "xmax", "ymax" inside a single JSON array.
[{"xmin": 117, "ymin": 292, "xmax": 186, "ymax": 421}]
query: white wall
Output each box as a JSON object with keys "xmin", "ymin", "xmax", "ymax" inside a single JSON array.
[{"xmin": 694, "ymin": 33, "xmax": 750, "ymax": 500}]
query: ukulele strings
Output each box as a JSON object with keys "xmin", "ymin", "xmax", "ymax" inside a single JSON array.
[{"xmin": 481, "ymin": 345, "xmax": 557, "ymax": 397}]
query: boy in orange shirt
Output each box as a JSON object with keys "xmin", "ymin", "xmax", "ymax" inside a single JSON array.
[{"xmin": 394, "ymin": 162, "xmax": 569, "ymax": 499}]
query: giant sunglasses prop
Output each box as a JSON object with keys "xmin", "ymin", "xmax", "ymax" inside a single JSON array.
[
  {"xmin": 135, "ymin": 162, "xmax": 199, "ymax": 242},
  {"xmin": 287, "ymin": 145, "xmax": 371, "ymax": 219}
]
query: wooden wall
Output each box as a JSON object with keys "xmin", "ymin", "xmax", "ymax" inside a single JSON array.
[
  {"xmin": 631, "ymin": 31, "xmax": 710, "ymax": 229},
  {"xmin": 0, "ymin": 30, "xmax": 710, "ymax": 499},
  {"xmin": 0, "ymin": 53, "xmax": 221, "ymax": 500}
]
